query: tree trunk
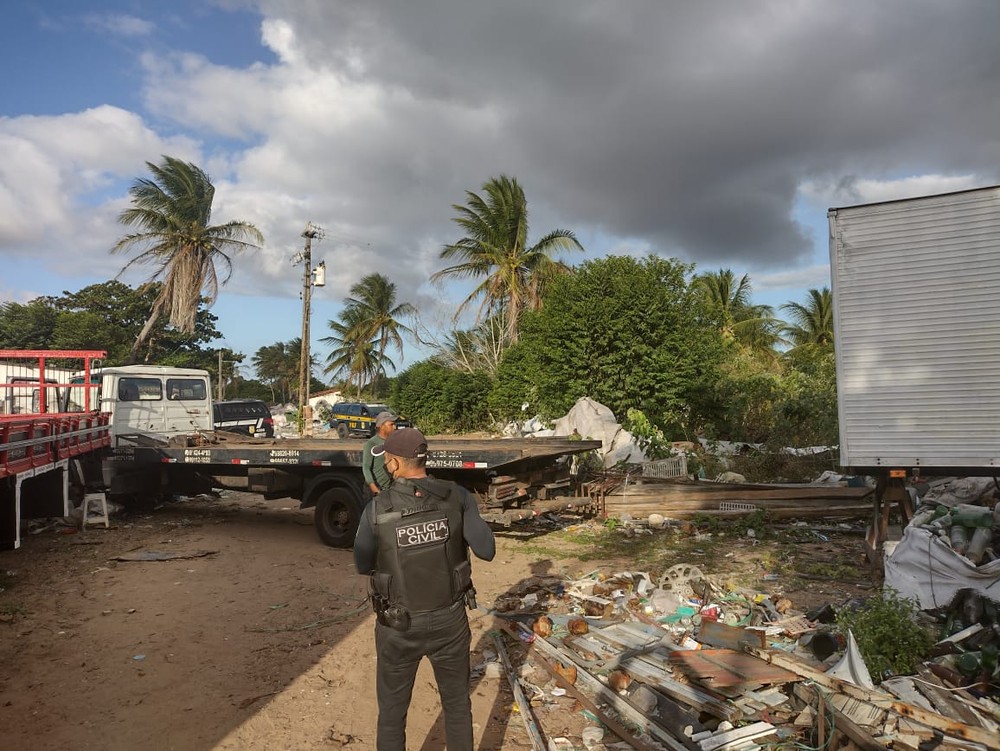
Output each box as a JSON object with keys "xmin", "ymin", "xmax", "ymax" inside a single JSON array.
[{"xmin": 128, "ymin": 306, "xmax": 162, "ymax": 365}]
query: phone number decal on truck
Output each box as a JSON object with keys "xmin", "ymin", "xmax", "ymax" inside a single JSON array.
[{"xmin": 267, "ymin": 449, "xmax": 301, "ymax": 464}]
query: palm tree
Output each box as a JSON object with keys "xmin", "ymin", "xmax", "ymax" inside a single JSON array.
[
  {"xmin": 432, "ymin": 175, "xmax": 583, "ymax": 344},
  {"xmin": 343, "ymin": 274, "xmax": 415, "ymax": 374},
  {"xmin": 781, "ymin": 287, "xmax": 835, "ymax": 349},
  {"xmin": 321, "ymin": 275, "xmax": 413, "ymax": 395},
  {"xmin": 693, "ymin": 269, "xmax": 783, "ymax": 353},
  {"xmin": 112, "ymin": 156, "xmax": 264, "ymax": 363},
  {"xmin": 322, "ymin": 307, "xmax": 391, "ymax": 397},
  {"xmin": 253, "ymin": 341, "xmax": 299, "ymax": 403}
]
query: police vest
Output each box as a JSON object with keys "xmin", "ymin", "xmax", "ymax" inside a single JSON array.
[{"xmin": 372, "ymin": 476, "xmax": 471, "ymax": 613}]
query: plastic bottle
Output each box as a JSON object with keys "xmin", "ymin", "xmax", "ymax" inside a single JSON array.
[
  {"xmin": 950, "ymin": 525, "xmax": 969, "ymax": 555},
  {"xmin": 951, "ymin": 504, "xmax": 994, "ymax": 527},
  {"xmin": 966, "ymin": 526, "xmax": 993, "ymax": 565}
]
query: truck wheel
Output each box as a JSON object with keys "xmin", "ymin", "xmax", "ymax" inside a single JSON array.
[
  {"xmin": 336, "ymin": 423, "xmax": 349, "ymax": 439},
  {"xmin": 314, "ymin": 487, "xmax": 361, "ymax": 547}
]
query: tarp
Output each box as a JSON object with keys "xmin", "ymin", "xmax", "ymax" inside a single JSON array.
[{"xmin": 884, "ymin": 525, "xmax": 1000, "ymax": 609}]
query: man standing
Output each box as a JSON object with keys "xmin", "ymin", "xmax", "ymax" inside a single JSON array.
[
  {"xmin": 354, "ymin": 428, "xmax": 496, "ymax": 751},
  {"xmin": 363, "ymin": 411, "xmax": 397, "ymax": 496}
]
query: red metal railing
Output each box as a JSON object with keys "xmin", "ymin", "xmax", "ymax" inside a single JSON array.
[
  {"xmin": 0, "ymin": 350, "xmax": 112, "ymax": 478},
  {"xmin": 0, "ymin": 413, "xmax": 111, "ymax": 480},
  {"xmin": 0, "ymin": 349, "xmax": 106, "ymax": 414}
]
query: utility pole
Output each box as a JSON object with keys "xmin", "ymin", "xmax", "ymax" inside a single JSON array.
[
  {"xmin": 295, "ymin": 223, "xmax": 325, "ymax": 436},
  {"xmin": 218, "ymin": 349, "xmax": 224, "ymax": 401}
]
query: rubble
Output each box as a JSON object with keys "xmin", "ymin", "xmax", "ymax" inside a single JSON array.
[{"xmin": 487, "ymin": 561, "xmax": 1000, "ymax": 751}]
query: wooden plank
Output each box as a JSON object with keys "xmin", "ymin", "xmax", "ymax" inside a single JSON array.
[
  {"xmin": 881, "ymin": 677, "xmax": 936, "ymax": 713},
  {"xmin": 750, "ymin": 646, "xmax": 1000, "ymax": 750},
  {"xmin": 914, "ymin": 667, "xmax": 987, "ymax": 728},
  {"xmin": 492, "ymin": 634, "xmax": 546, "ymax": 751},
  {"xmin": 698, "ymin": 722, "xmax": 776, "ymax": 751},
  {"xmin": 670, "ymin": 649, "xmax": 801, "ymax": 686}
]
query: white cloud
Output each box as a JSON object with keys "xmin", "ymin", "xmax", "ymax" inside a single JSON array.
[
  {"xmin": 83, "ymin": 13, "xmax": 154, "ymax": 37},
  {"xmin": 800, "ymin": 174, "xmax": 984, "ymax": 210}
]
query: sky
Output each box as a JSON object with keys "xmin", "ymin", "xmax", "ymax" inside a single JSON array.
[{"xmin": 2, "ymin": 0, "xmax": 999, "ymax": 378}]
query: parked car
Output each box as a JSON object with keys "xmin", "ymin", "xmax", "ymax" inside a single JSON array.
[
  {"xmin": 213, "ymin": 399, "xmax": 275, "ymax": 438},
  {"xmin": 328, "ymin": 402, "xmax": 410, "ymax": 439}
]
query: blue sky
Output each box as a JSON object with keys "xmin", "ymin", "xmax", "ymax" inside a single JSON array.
[{"xmin": 2, "ymin": 1, "xmax": 998, "ymax": 378}]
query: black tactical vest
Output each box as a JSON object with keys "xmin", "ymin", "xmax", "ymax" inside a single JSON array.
[{"xmin": 372, "ymin": 476, "xmax": 471, "ymax": 613}]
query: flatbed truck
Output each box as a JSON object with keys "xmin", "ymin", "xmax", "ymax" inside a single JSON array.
[{"xmin": 2, "ymin": 350, "xmax": 601, "ymax": 549}]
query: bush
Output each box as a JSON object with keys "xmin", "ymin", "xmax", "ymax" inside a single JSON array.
[
  {"xmin": 390, "ymin": 360, "xmax": 492, "ymax": 434},
  {"xmin": 835, "ymin": 588, "xmax": 935, "ymax": 679}
]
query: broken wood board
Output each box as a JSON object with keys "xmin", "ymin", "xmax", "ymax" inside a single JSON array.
[{"xmin": 751, "ymin": 646, "xmax": 1000, "ymax": 750}]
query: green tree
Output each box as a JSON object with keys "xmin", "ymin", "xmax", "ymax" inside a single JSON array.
[
  {"xmin": 781, "ymin": 287, "xmax": 834, "ymax": 350},
  {"xmin": 322, "ymin": 274, "xmax": 413, "ymax": 395},
  {"xmin": 0, "ymin": 281, "xmax": 226, "ymax": 368},
  {"xmin": 252, "ymin": 340, "xmax": 302, "ymax": 403},
  {"xmin": 432, "ymin": 175, "xmax": 583, "ymax": 344},
  {"xmin": 489, "ymin": 255, "xmax": 726, "ymax": 438},
  {"xmin": 770, "ymin": 345, "xmax": 839, "ymax": 448},
  {"xmin": 343, "ymin": 273, "xmax": 415, "ymax": 377},
  {"xmin": 693, "ymin": 269, "xmax": 783, "ymax": 354},
  {"xmin": 391, "ymin": 360, "xmax": 492, "ymax": 434},
  {"xmin": 0, "ymin": 298, "xmax": 58, "ymax": 348},
  {"xmin": 321, "ymin": 306, "xmax": 383, "ymax": 397},
  {"xmin": 52, "ymin": 280, "xmax": 221, "ymax": 365},
  {"xmin": 112, "ymin": 156, "xmax": 264, "ymax": 363}
]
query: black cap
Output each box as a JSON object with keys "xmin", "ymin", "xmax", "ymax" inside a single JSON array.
[{"xmin": 372, "ymin": 427, "xmax": 427, "ymax": 459}]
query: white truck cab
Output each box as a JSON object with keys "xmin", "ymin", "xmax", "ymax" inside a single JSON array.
[{"xmin": 69, "ymin": 365, "xmax": 213, "ymax": 441}]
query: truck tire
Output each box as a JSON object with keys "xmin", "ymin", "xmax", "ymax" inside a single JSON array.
[
  {"xmin": 336, "ymin": 423, "xmax": 349, "ymax": 439},
  {"xmin": 314, "ymin": 486, "xmax": 361, "ymax": 547}
]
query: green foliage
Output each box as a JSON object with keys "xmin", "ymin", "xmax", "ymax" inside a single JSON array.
[
  {"xmin": 112, "ymin": 156, "xmax": 264, "ymax": 359},
  {"xmin": 0, "ymin": 298, "xmax": 58, "ymax": 347},
  {"xmin": 390, "ymin": 360, "xmax": 492, "ymax": 434},
  {"xmin": 769, "ymin": 345, "xmax": 839, "ymax": 448},
  {"xmin": 0, "ymin": 281, "xmax": 226, "ymax": 368},
  {"xmin": 704, "ymin": 346, "xmax": 784, "ymax": 442},
  {"xmin": 624, "ymin": 408, "xmax": 672, "ymax": 459},
  {"xmin": 835, "ymin": 589, "xmax": 935, "ymax": 679},
  {"xmin": 433, "ymin": 174, "xmax": 584, "ymax": 345},
  {"xmin": 488, "ymin": 255, "xmax": 726, "ymax": 437},
  {"xmin": 322, "ymin": 274, "xmax": 415, "ymax": 395}
]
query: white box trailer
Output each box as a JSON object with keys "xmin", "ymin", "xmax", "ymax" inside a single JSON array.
[{"xmin": 829, "ymin": 184, "xmax": 1000, "ymax": 474}]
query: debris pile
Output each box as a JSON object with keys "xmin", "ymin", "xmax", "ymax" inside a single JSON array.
[
  {"xmin": 908, "ymin": 500, "xmax": 1000, "ymax": 566},
  {"xmin": 485, "ymin": 566, "xmax": 1000, "ymax": 751}
]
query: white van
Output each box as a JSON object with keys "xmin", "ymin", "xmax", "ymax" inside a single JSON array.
[{"xmin": 67, "ymin": 365, "xmax": 213, "ymax": 441}]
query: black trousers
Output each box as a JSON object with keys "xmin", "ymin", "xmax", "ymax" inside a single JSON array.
[{"xmin": 375, "ymin": 599, "xmax": 472, "ymax": 751}]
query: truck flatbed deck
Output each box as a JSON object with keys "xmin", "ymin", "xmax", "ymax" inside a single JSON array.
[
  {"xmin": 113, "ymin": 434, "xmax": 600, "ymax": 472},
  {"xmin": 106, "ymin": 433, "xmax": 603, "ymax": 546}
]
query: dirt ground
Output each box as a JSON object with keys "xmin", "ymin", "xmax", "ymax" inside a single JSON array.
[{"xmin": 0, "ymin": 493, "xmax": 874, "ymax": 751}]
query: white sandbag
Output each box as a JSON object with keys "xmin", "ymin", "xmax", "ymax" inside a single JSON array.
[{"xmin": 883, "ymin": 525, "xmax": 1000, "ymax": 609}]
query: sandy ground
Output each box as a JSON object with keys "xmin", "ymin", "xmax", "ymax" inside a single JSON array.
[{"xmin": 0, "ymin": 492, "xmax": 870, "ymax": 751}]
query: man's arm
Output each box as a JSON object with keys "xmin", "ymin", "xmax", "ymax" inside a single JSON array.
[
  {"xmin": 353, "ymin": 502, "xmax": 377, "ymax": 574},
  {"xmin": 460, "ymin": 489, "xmax": 496, "ymax": 562}
]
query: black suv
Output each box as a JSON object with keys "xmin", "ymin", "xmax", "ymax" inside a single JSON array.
[
  {"xmin": 328, "ymin": 403, "xmax": 409, "ymax": 439},
  {"xmin": 213, "ymin": 399, "xmax": 275, "ymax": 438}
]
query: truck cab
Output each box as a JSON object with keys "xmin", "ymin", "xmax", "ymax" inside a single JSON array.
[{"xmin": 68, "ymin": 365, "xmax": 213, "ymax": 442}]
